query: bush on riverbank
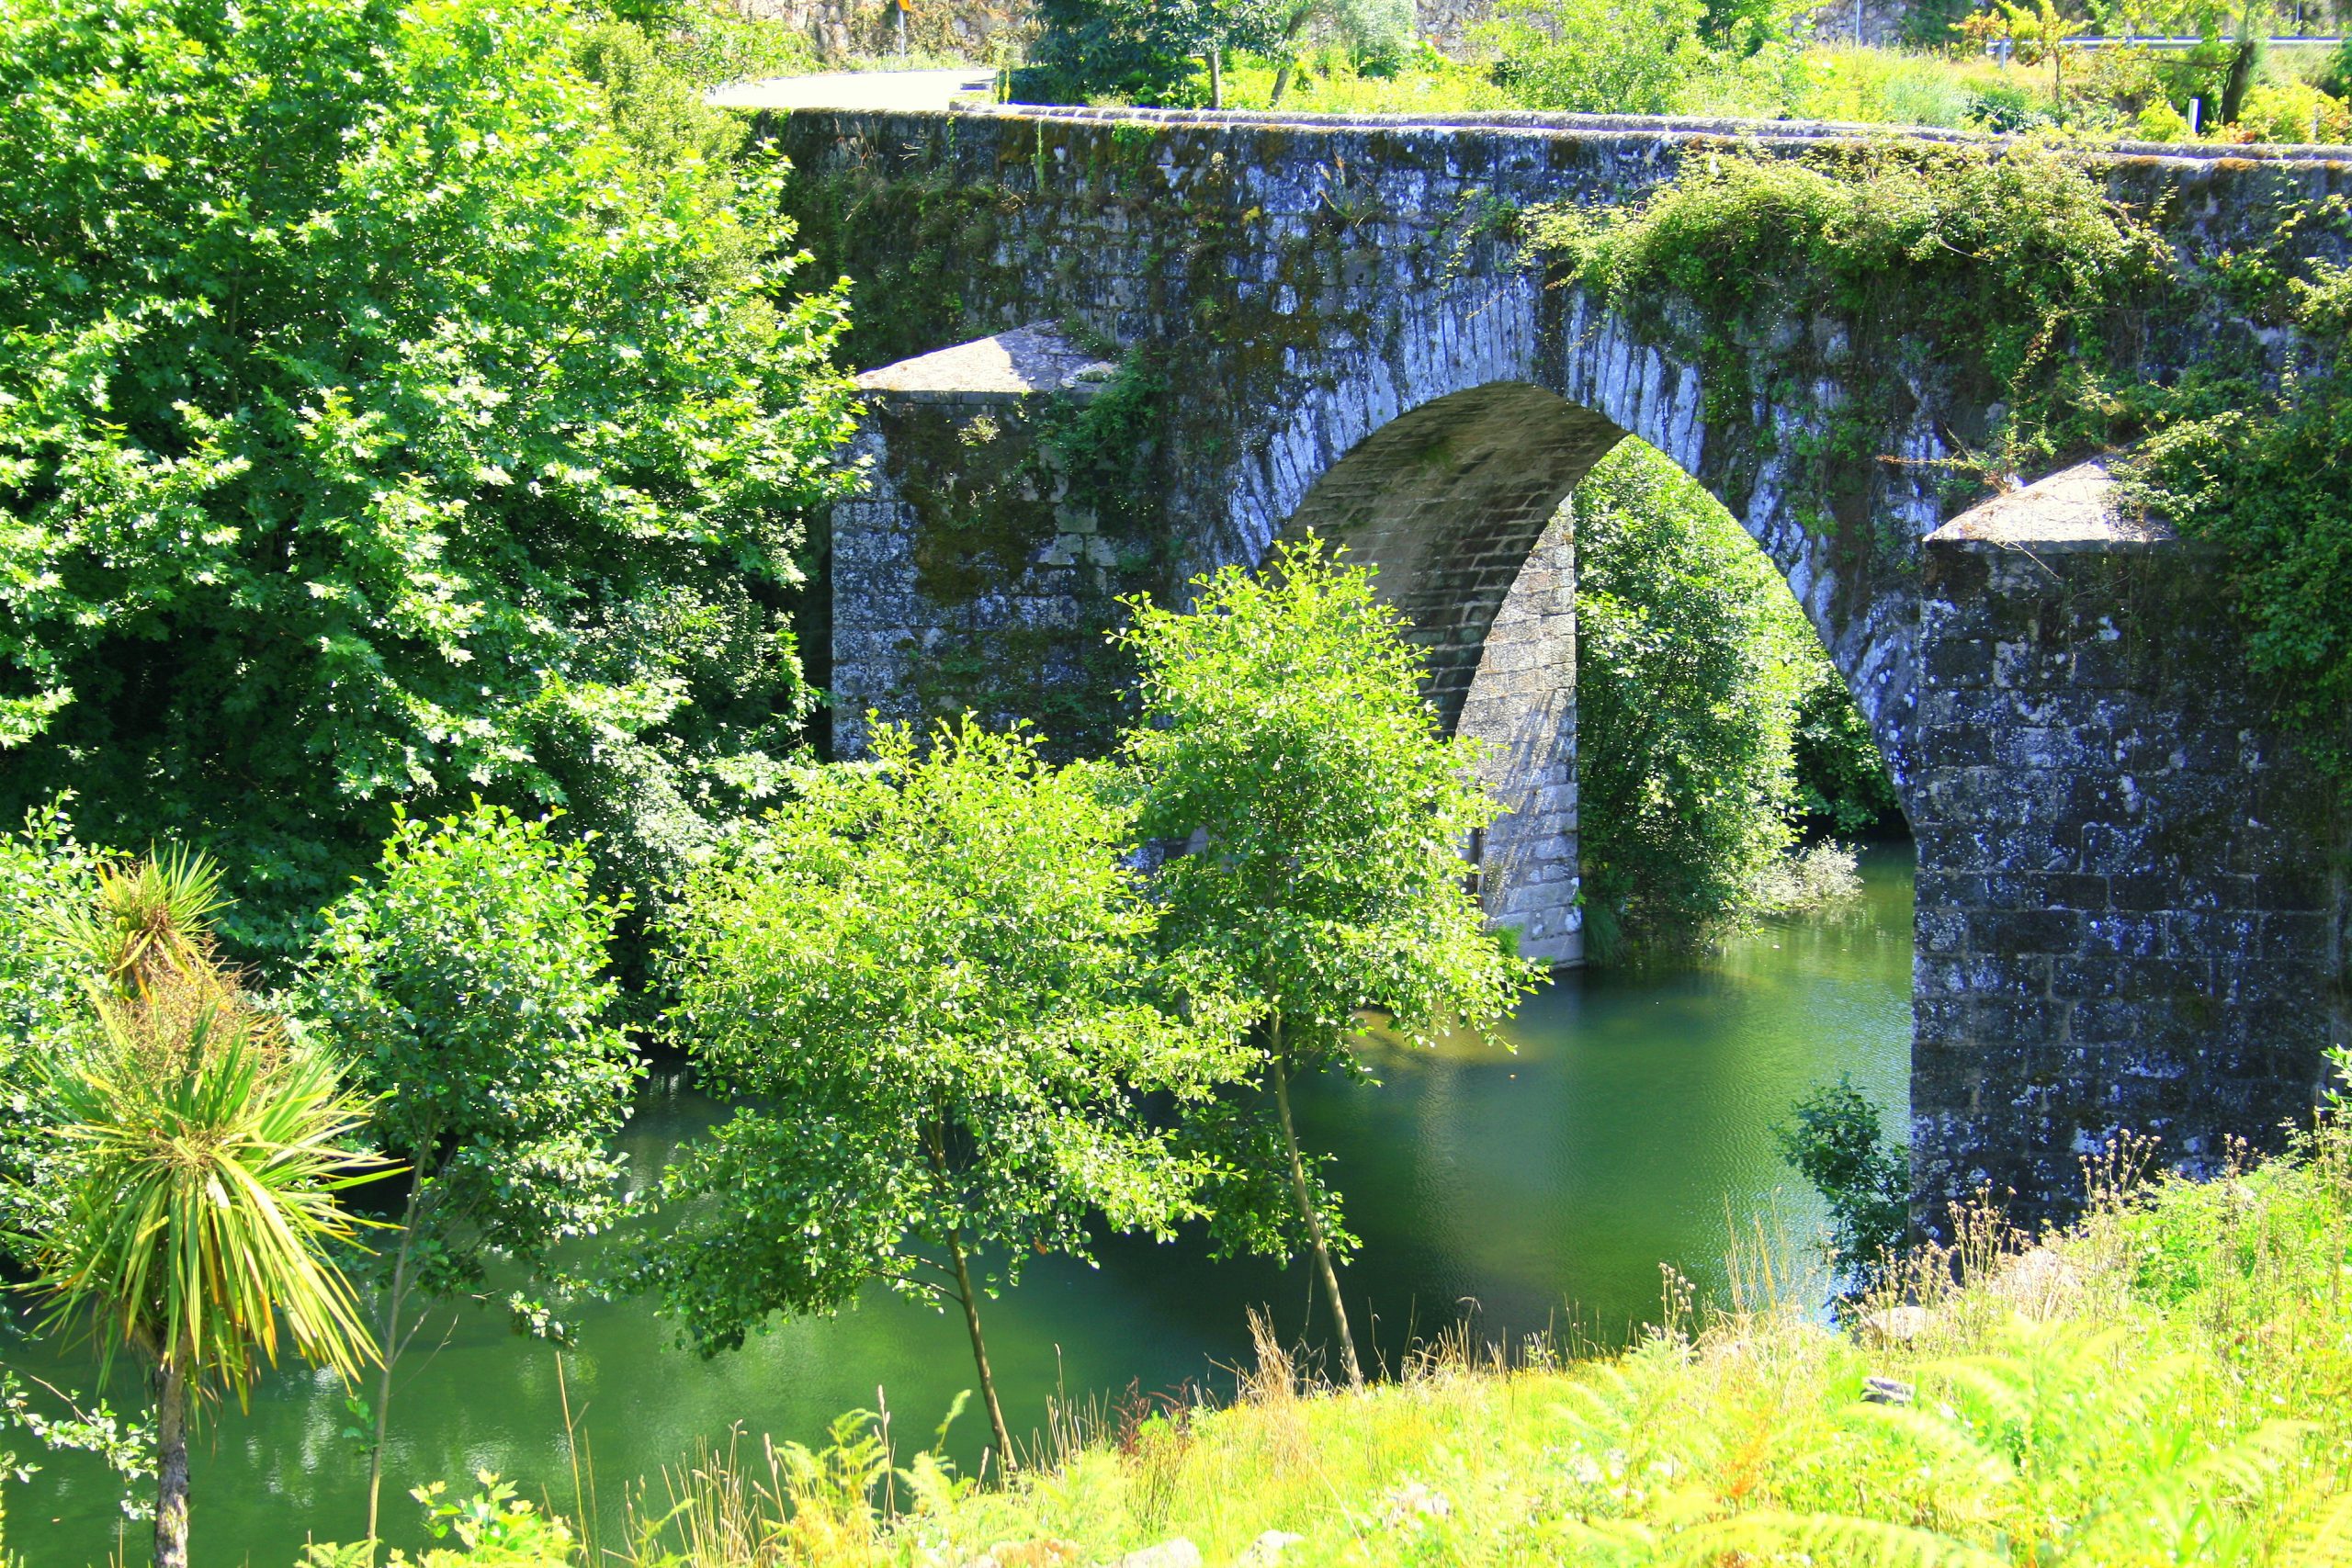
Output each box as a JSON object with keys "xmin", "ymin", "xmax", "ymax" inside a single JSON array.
[
  {"xmin": 1574, "ymin": 442, "xmax": 1889, "ymax": 959},
  {"xmin": 356, "ymin": 1052, "xmax": 2352, "ymax": 1565}
]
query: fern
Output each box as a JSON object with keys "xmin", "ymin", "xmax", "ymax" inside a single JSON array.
[
  {"xmin": 2285, "ymin": 1491, "xmax": 2352, "ymax": 1567},
  {"xmin": 1687, "ymin": 1510, "xmax": 2007, "ymax": 1568},
  {"xmin": 1842, "ymin": 1400, "xmax": 2017, "ymax": 1492}
]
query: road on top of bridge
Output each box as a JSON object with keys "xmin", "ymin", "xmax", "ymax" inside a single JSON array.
[{"xmin": 705, "ymin": 67, "xmax": 997, "ymax": 111}]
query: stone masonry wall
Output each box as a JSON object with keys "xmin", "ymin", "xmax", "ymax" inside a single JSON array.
[
  {"xmin": 831, "ymin": 327, "xmax": 1159, "ymax": 757},
  {"xmin": 1913, "ymin": 513, "xmax": 2346, "ymax": 1224},
  {"xmin": 1457, "ymin": 506, "xmax": 1581, "ymax": 966}
]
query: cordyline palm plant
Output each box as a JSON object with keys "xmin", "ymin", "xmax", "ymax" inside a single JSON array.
[
  {"xmin": 50, "ymin": 842, "xmax": 229, "ymax": 998},
  {"xmin": 17, "ymin": 850, "xmax": 390, "ymax": 1568}
]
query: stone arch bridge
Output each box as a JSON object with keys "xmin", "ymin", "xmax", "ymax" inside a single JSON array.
[{"xmin": 767, "ymin": 103, "xmax": 2351, "ymax": 1225}]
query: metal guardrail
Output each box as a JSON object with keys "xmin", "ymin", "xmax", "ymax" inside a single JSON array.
[{"xmin": 1984, "ymin": 34, "xmax": 2346, "ymax": 58}]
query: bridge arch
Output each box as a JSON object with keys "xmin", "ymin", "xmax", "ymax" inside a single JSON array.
[
  {"xmin": 1201, "ymin": 276, "xmax": 1922, "ymax": 966},
  {"xmin": 1265, "ymin": 381, "xmax": 1612, "ymax": 966},
  {"xmin": 1193, "ymin": 282, "xmax": 1928, "ymax": 798}
]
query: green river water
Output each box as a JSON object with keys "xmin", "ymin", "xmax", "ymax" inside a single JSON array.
[{"xmin": 5, "ymin": 847, "xmax": 1914, "ymax": 1565}]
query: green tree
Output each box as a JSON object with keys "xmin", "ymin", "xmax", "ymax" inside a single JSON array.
[
  {"xmin": 1263, "ymin": 0, "xmax": 1417, "ymax": 105},
  {"xmin": 1017, "ymin": 0, "xmax": 1292, "ymax": 105},
  {"xmin": 1115, "ymin": 538, "xmax": 1539, "ymax": 1388},
  {"xmin": 0, "ymin": 0, "xmax": 857, "ymax": 956},
  {"xmin": 0, "ymin": 802, "xmax": 115, "ymax": 1261},
  {"xmin": 1793, "ymin": 669, "xmax": 1902, "ymax": 836},
  {"xmin": 303, "ymin": 804, "xmax": 639, "ymax": 1547},
  {"xmin": 1479, "ymin": 0, "xmax": 1709, "ymax": 114},
  {"xmin": 1574, "ymin": 441, "xmax": 1844, "ymax": 955},
  {"xmin": 650, "ymin": 720, "xmax": 1242, "ymax": 1471},
  {"xmin": 15, "ymin": 853, "xmax": 387, "ymax": 1568}
]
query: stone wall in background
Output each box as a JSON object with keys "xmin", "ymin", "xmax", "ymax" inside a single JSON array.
[
  {"xmin": 730, "ymin": 0, "xmax": 1027, "ymax": 60},
  {"xmin": 1414, "ymin": 0, "xmax": 1490, "ymax": 50}
]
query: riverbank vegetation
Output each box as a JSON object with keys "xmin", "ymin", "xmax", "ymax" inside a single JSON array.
[
  {"xmin": 0, "ymin": 538, "xmax": 1542, "ymax": 1556},
  {"xmin": 285, "ymin": 1054, "xmax": 2352, "ymax": 1566},
  {"xmin": 1574, "ymin": 443, "xmax": 1889, "ymax": 959}
]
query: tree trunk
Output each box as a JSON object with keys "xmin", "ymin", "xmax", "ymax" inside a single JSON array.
[
  {"xmin": 1209, "ymin": 45, "xmax": 1225, "ymax": 110},
  {"xmin": 153, "ymin": 1362, "xmax": 189, "ymax": 1568},
  {"xmin": 366, "ymin": 1154, "xmax": 430, "ymax": 1553},
  {"xmin": 2221, "ymin": 39, "xmax": 2256, "ymax": 125},
  {"xmin": 1269, "ymin": 2, "xmax": 1314, "ymax": 107},
  {"xmin": 946, "ymin": 1228, "xmax": 1016, "ymax": 1476},
  {"xmin": 1271, "ymin": 1041, "xmax": 1363, "ymax": 1388}
]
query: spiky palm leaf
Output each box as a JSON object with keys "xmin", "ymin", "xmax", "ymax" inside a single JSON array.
[
  {"xmin": 46, "ymin": 846, "xmax": 226, "ymax": 999},
  {"xmin": 29, "ymin": 982, "xmax": 388, "ymax": 1408}
]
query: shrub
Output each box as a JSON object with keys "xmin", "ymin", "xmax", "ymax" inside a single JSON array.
[
  {"xmin": 1572, "ymin": 443, "xmax": 1842, "ymax": 954},
  {"xmin": 2322, "ymin": 35, "xmax": 2352, "ymax": 99},
  {"xmin": 1479, "ymin": 0, "xmax": 1709, "ymax": 113},
  {"xmin": 1752, "ymin": 839, "xmax": 1863, "ymax": 913},
  {"xmin": 304, "ymin": 802, "xmax": 638, "ymax": 1540},
  {"xmin": 2235, "ymin": 78, "xmax": 2352, "ymax": 141},
  {"xmin": 300, "ymin": 1473, "xmax": 577, "ymax": 1566},
  {"xmin": 652, "ymin": 719, "xmax": 1240, "ymax": 1467},
  {"xmin": 1116, "ymin": 537, "xmax": 1538, "ymax": 1385},
  {"xmin": 0, "ymin": 0, "xmax": 857, "ymax": 955},
  {"xmin": 1792, "ymin": 671, "xmax": 1901, "ymax": 833},
  {"xmin": 1534, "ymin": 144, "xmax": 2166, "ymax": 481},
  {"xmin": 0, "ymin": 802, "xmax": 111, "ymax": 1258}
]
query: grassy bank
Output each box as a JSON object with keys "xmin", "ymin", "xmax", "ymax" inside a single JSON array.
[{"xmin": 346, "ymin": 1056, "xmax": 2352, "ymax": 1566}]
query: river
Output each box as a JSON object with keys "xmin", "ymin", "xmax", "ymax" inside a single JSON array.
[{"xmin": 4, "ymin": 846, "xmax": 1913, "ymax": 1565}]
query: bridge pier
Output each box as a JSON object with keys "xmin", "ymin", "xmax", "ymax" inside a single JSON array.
[
  {"xmin": 1911, "ymin": 462, "xmax": 2346, "ymax": 1226},
  {"xmin": 827, "ymin": 324, "xmax": 1154, "ymax": 759}
]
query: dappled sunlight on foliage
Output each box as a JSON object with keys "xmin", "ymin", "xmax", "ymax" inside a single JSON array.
[{"xmin": 0, "ymin": 0, "xmax": 858, "ymax": 953}]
